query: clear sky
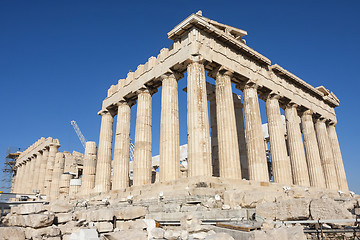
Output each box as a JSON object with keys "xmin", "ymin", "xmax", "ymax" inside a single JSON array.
[{"xmin": 0, "ymin": 1, "xmax": 359, "ymax": 193}]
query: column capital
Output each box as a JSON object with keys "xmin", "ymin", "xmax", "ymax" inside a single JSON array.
[
  {"xmin": 116, "ymin": 99, "xmax": 136, "ymax": 108},
  {"xmin": 187, "ymin": 54, "xmax": 205, "ymax": 65},
  {"xmin": 208, "ymin": 66, "xmax": 234, "ymax": 79},
  {"xmin": 136, "ymin": 85, "xmax": 157, "ymax": 96},
  {"xmin": 314, "ymin": 116, "xmax": 327, "ymax": 123},
  {"xmin": 265, "ymin": 91, "xmax": 281, "ymax": 100},
  {"xmin": 237, "ymin": 79, "xmax": 259, "ymax": 91},
  {"xmin": 285, "ymin": 101, "xmax": 299, "ymax": 109},
  {"xmin": 159, "ymin": 71, "xmax": 184, "ymax": 82},
  {"xmin": 302, "ymin": 109, "xmax": 314, "ymax": 116},
  {"xmin": 328, "ymin": 119, "xmax": 337, "ymax": 126}
]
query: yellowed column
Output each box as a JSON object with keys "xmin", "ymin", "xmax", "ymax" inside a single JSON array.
[
  {"xmin": 160, "ymin": 73, "xmax": 181, "ymax": 182},
  {"xmin": 234, "ymin": 95, "xmax": 249, "ymax": 180},
  {"xmin": 215, "ymin": 69, "xmax": 241, "ymax": 179},
  {"xmin": 94, "ymin": 110, "xmax": 114, "ymax": 192},
  {"xmin": 32, "ymin": 152, "xmax": 43, "ymax": 192},
  {"xmin": 38, "ymin": 147, "xmax": 49, "ymax": 193},
  {"xmin": 285, "ymin": 103, "xmax": 310, "ymax": 186},
  {"xmin": 49, "ymin": 152, "xmax": 65, "ymax": 200},
  {"xmin": 242, "ymin": 82, "xmax": 269, "ymax": 182},
  {"xmin": 82, "ymin": 141, "xmax": 97, "ymax": 194},
  {"xmin": 301, "ymin": 110, "xmax": 326, "ymax": 188},
  {"xmin": 27, "ymin": 156, "xmax": 36, "ymax": 193},
  {"xmin": 265, "ymin": 93, "xmax": 292, "ymax": 185},
  {"xmin": 133, "ymin": 87, "xmax": 153, "ymax": 186},
  {"xmin": 113, "ymin": 101, "xmax": 132, "ymax": 189},
  {"xmin": 187, "ymin": 56, "xmax": 212, "ymax": 177},
  {"xmin": 315, "ymin": 118, "xmax": 339, "ymax": 190},
  {"xmin": 19, "ymin": 162, "xmax": 28, "ymax": 193},
  {"xmin": 209, "ymin": 94, "xmax": 219, "ymax": 177},
  {"xmin": 59, "ymin": 173, "xmax": 72, "ymax": 196},
  {"xmin": 327, "ymin": 123, "xmax": 348, "ymax": 191},
  {"xmin": 44, "ymin": 144, "xmax": 60, "ymax": 197}
]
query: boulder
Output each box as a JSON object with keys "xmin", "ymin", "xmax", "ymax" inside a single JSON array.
[
  {"xmin": 49, "ymin": 200, "xmax": 73, "ymax": 213},
  {"xmin": 310, "ymin": 199, "xmax": 353, "ymax": 223},
  {"xmin": 0, "ymin": 227, "xmax": 26, "ymax": 240},
  {"xmin": 31, "ymin": 226, "xmax": 61, "ymax": 239},
  {"xmin": 4, "ymin": 213, "xmax": 55, "ymax": 228},
  {"xmin": 56, "ymin": 212, "xmax": 73, "ymax": 223},
  {"xmin": 12, "ymin": 203, "xmax": 46, "ymax": 215},
  {"xmin": 150, "ymin": 227, "xmax": 165, "ymax": 239},
  {"xmin": 115, "ymin": 206, "xmax": 147, "ymax": 220}
]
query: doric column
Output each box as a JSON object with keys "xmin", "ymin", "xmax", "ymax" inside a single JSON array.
[
  {"xmin": 14, "ymin": 165, "xmax": 23, "ymax": 193},
  {"xmin": 133, "ymin": 87, "xmax": 153, "ymax": 186},
  {"xmin": 94, "ymin": 110, "xmax": 114, "ymax": 192},
  {"xmin": 284, "ymin": 103, "xmax": 310, "ymax": 186},
  {"xmin": 38, "ymin": 147, "xmax": 49, "ymax": 193},
  {"xmin": 19, "ymin": 162, "xmax": 28, "ymax": 193},
  {"xmin": 159, "ymin": 72, "xmax": 181, "ymax": 182},
  {"xmin": 32, "ymin": 151, "xmax": 43, "ymax": 192},
  {"xmin": 24, "ymin": 160, "xmax": 32, "ymax": 193},
  {"xmin": 187, "ymin": 56, "xmax": 212, "ymax": 177},
  {"xmin": 209, "ymin": 94, "xmax": 219, "ymax": 177},
  {"xmin": 327, "ymin": 123, "xmax": 348, "ymax": 191},
  {"xmin": 301, "ymin": 110, "xmax": 326, "ymax": 188},
  {"xmin": 315, "ymin": 118, "xmax": 339, "ymax": 189},
  {"xmin": 113, "ymin": 101, "xmax": 132, "ymax": 189},
  {"xmin": 265, "ymin": 93, "xmax": 292, "ymax": 185},
  {"xmin": 27, "ymin": 156, "xmax": 36, "ymax": 193},
  {"xmin": 59, "ymin": 174, "xmax": 72, "ymax": 196},
  {"xmin": 215, "ymin": 68, "xmax": 241, "ymax": 179},
  {"xmin": 82, "ymin": 141, "xmax": 97, "ymax": 194},
  {"xmin": 44, "ymin": 143, "xmax": 60, "ymax": 197},
  {"xmin": 49, "ymin": 152, "xmax": 65, "ymax": 200},
  {"xmin": 234, "ymin": 95, "xmax": 249, "ymax": 180},
  {"xmin": 242, "ymin": 82, "xmax": 269, "ymax": 182}
]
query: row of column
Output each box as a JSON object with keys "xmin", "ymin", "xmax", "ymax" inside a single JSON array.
[
  {"xmin": 94, "ymin": 56, "xmax": 348, "ymax": 192},
  {"xmin": 13, "ymin": 143, "xmax": 69, "ymax": 200}
]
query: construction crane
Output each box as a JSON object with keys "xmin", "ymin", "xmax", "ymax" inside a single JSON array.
[{"xmin": 70, "ymin": 120, "xmax": 87, "ymax": 149}]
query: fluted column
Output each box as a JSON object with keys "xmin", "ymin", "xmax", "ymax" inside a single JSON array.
[
  {"xmin": 32, "ymin": 152, "xmax": 43, "ymax": 192},
  {"xmin": 27, "ymin": 156, "xmax": 36, "ymax": 193},
  {"xmin": 160, "ymin": 73, "xmax": 181, "ymax": 182},
  {"xmin": 112, "ymin": 101, "xmax": 131, "ymax": 189},
  {"xmin": 38, "ymin": 147, "xmax": 49, "ymax": 193},
  {"xmin": 215, "ymin": 69, "xmax": 241, "ymax": 179},
  {"xmin": 301, "ymin": 110, "xmax": 326, "ymax": 188},
  {"xmin": 265, "ymin": 93, "xmax": 292, "ymax": 185},
  {"xmin": 14, "ymin": 165, "xmax": 23, "ymax": 193},
  {"xmin": 49, "ymin": 152, "xmax": 65, "ymax": 200},
  {"xmin": 234, "ymin": 95, "xmax": 249, "ymax": 180},
  {"xmin": 209, "ymin": 94, "xmax": 219, "ymax": 177},
  {"xmin": 315, "ymin": 118, "xmax": 338, "ymax": 189},
  {"xmin": 82, "ymin": 141, "xmax": 97, "ymax": 194},
  {"xmin": 285, "ymin": 103, "xmax": 310, "ymax": 186},
  {"xmin": 133, "ymin": 87, "xmax": 153, "ymax": 186},
  {"xmin": 44, "ymin": 144, "xmax": 60, "ymax": 197},
  {"xmin": 327, "ymin": 123, "xmax": 348, "ymax": 191},
  {"xmin": 187, "ymin": 56, "xmax": 212, "ymax": 177},
  {"xmin": 20, "ymin": 163, "xmax": 28, "ymax": 193},
  {"xmin": 59, "ymin": 174, "xmax": 72, "ymax": 196},
  {"xmin": 95, "ymin": 110, "xmax": 114, "ymax": 192},
  {"xmin": 242, "ymin": 82, "xmax": 269, "ymax": 182}
]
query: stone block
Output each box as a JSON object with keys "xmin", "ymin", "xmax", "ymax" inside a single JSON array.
[
  {"xmin": 115, "ymin": 206, "xmax": 147, "ymax": 220},
  {"xmin": 69, "ymin": 229, "xmax": 99, "ymax": 240},
  {"xmin": 115, "ymin": 220, "xmax": 131, "ymax": 231},
  {"xmin": 310, "ymin": 198, "xmax": 353, "ymax": 224},
  {"xmin": 103, "ymin": 229, "xmax": 147, "ymax": 240},
  {"xmin": 87, "ymin": 208, "xmax": 115, "ymax": 221},
  {"xmin": 150, "ymin": 227, "xmax": 165, "ymax": 239},
  {"xmin": 49, "ymin": 200, "xmax": 73, "ymax": 213},
  {"xmin": 31, "ymin": 226, "xmax": 61, "ymax": 239},
  {"xmin": 4, "ymin": 213, "xmax": 55, "ymax": 228},
  {"xmin": 0, "ymin": 227, "xmax": 26, "ymax": 240},
  {"xmin": 95, "ymin": 221, "xmax": 113, "ymax": 233},
  {"xmin": 13, "ymin": 203, "xmax": 46, "ymax": 215},
  {"xmin": 56, "ymin": 212, "xmax": 73, "ymax": 223}
]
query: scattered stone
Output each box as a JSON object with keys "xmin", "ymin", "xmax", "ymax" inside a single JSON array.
[
  {"xmin": 12, "ymin": 203, "xmax": 46, "ymax": 215},
  {"xmin": 151, "ymin": 227, "xmax": 165, "ymax": 239},
  {"xmin": 56, "ymin": 212, "xmax": 73, "ymax": 223},
  {"xmin": 69, "ymin": 229, "xmax": 99, "ymax": 240},
  {"xmin": 31, "ymin": 226, "xmax": 61, "ymax": 239},
  {"xmin": 0, "ymin": 227, "xmax": 26, "ymax": 240},
  {"xmin": 88, "ymin": 208, "xmax": 114, "ymax": 221},
  {"xmin": 95, "ymin": 221, "xmax": 113, "ymax": 233},
  {"xmin": 103, "ymin": 229, "xmax": 147, "ymax": 240},
  {"xmin": 49, "ymin": 200, "xmax": 73, "ymax": 213},
  {"xmin": 4, "ymin": 213, "xmax": 55, "ymax": 228},
  {"xmin": 310, "ymin": 198, "xmax": 353, "ymax": 224},
  {"xmin": 205, "ymin": 232, "xmax": 235, "ymax": 240},
  {"xmin": 115, "ymin": 206, "xmax": 147, "ymax": 220}
]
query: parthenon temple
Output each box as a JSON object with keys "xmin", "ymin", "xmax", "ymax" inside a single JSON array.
[{"xmin": 11, "ymin": 11, "xmax": 348, "ymax": 198}]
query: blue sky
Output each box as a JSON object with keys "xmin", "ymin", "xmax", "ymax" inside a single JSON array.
[{"xmin": 0, "ymin": 1, "xmax": 359, "ymax": 193}]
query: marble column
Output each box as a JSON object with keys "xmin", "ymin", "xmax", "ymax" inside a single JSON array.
[
  {"xmin": 265, "ymin": 93, "xmax": 292, "ymax": 185},
  {"xmin": 187, "ymin": 56, "xmax": 212, "ymax": 177},
  {"xmin": 82, "ymin": 141, "xmax": 97, "ymax": 194},
  {"xmin": 209, "ymin": 94, "xmax": 219, "ymax": 177},
  {"xmin": 234, "ymin": 95, "xmax": 249, "ymax": 180},
  {"xmin": 133, "ymin": 87, "xmax": 153, "ymax": 186},
  {"xmin": 327, "ymin": 123, "xmax": 348, "ymax": 191},
  {"xmin": 94, "ymin": 110, "xmax": 114, "ymax": 192},
  {"xmin": 215, "ymin": 69, "xmax": 241, "ymax": 179},
  {"xmin": 315, "ymin": 118, "xmax": 339, "ymax": 190},
  {"xmin": 20, "ymin": 163, "xmax": 28, "ymax": 193},
  {"xmin": 285, "ymin": 103, "xmax": 310, "ymax": 186},
  {"xmin": 242, "ymin": 82, "xmax": 269, "ymax": 182},
  {"xmin": 49, "ymin": 152, "xmax": 65, "ymax": 200},
  {"xmin": 160, "ymin": 73, "xmax": 181, "ymax": 182},
  {"xmin": 32, "ymin": 152, "xmax": 43, "ymax": 192},
  {"xmin": 44, "ymin": 144, "xmax": 60, "ymax": 197},
  {"xmin": 59, "ymin": 174, "xmax": 72, "ymax": 196},
  {"xmin": 14, "ymin": 165, "xmax": 23, "ymax": 193},
  {"xmin": 113, "ymin": 101, "xmax": 131, "ymax": 189},
  {"xmin": 38, "ymin": 147, "xmax": 49, "ymax": 193},
  {"xmin": 301, "ymin": 110, "xmax": 326, "ymax": 188},
  {"xmin": 27, "ymin": 156, "xmax": 36, "ymax": 193}
]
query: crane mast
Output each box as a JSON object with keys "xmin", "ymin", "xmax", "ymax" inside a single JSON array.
[{"xmin": 70, "ymin": 120, "xmax": 87, "ymax": 149}]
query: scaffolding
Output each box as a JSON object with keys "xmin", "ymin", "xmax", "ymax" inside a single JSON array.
[{"xmin": 1, "ymin": 147, "xmax": 20, "ymax": 194}]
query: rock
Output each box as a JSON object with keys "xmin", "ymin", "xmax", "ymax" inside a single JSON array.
[
  {"xmin": 4, "ymin": 213, "xmax": 55, "ymax": 228},
  {"xmin": 49, "ymin": 200, "xmax": 73, "ymax": 213},
  {"xmin": 191, "ymin": 231, "xmax": 208, "ymax": 239},
  {"xmin": 222, "ymin": 205, "xmax": 231, "ymax": 210},
  {"xmin": 249, "ymin": 226, "xmax": 307, "ymax": 240},
  {"xmin": 180, "ymin": 214, "xmax": 202, "ymax": 232},
  {"xmin": 0, "ymin": 227, "xmax": 26, "ymax": 240},
  {"xmin": 115, "ymin": 220, "xmax": 131, "ymax": 231},
  {"xmin": 103, "ymin": 229, "xmax": 147, "ymax": 240},
  {"xmin": 310, "ymin": 199, "xmax": 353, "ymax": 224},
  {"xmin": 56, "ymin": 212, "xmax": 73, "ymax": 223},
  {"xmin": 255, "ymin": 202, "xmax": 277, "ymax": 220},
  {"xmin": 286, "ymin": 226, "xmax": 307, "ymax": 240},
  {"xmin": 87, "ymin": 208, "xmax": 114, "ymax": 221},
  {"xmin": 151, "ymin": 227, "xmax": 165, "ymax": 239},
  {"xmin": 261, "ymin": 219, "xmax": 275, "ymax": 230},
  {"xmin": 164, "ymin": 230, "xmax": 181, "ymax": 240},
  {"xmin": 69, "ymin": 229, "xmax": 99, "ymax": 240},
  {"xmin": 205, "ymin": 232, "xmax": 235, "ymax": 240},
  {"xmin": 12, "ymin": 203, "xmax": 46, "ymax": 215},
  {"xmin": 95, "ymin": 221, "xmax": 113, "ymax": 233},
  {"xmin": 129, "ymin": 219, "xmax": 147, "ymax": 230},
  {"xmin": 31, "ymin": 226, "xmax": 61, "ymax": 239},
  {"xmin": 115, "ymin": 206, "xmax": 147, "ymax": 220}
]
